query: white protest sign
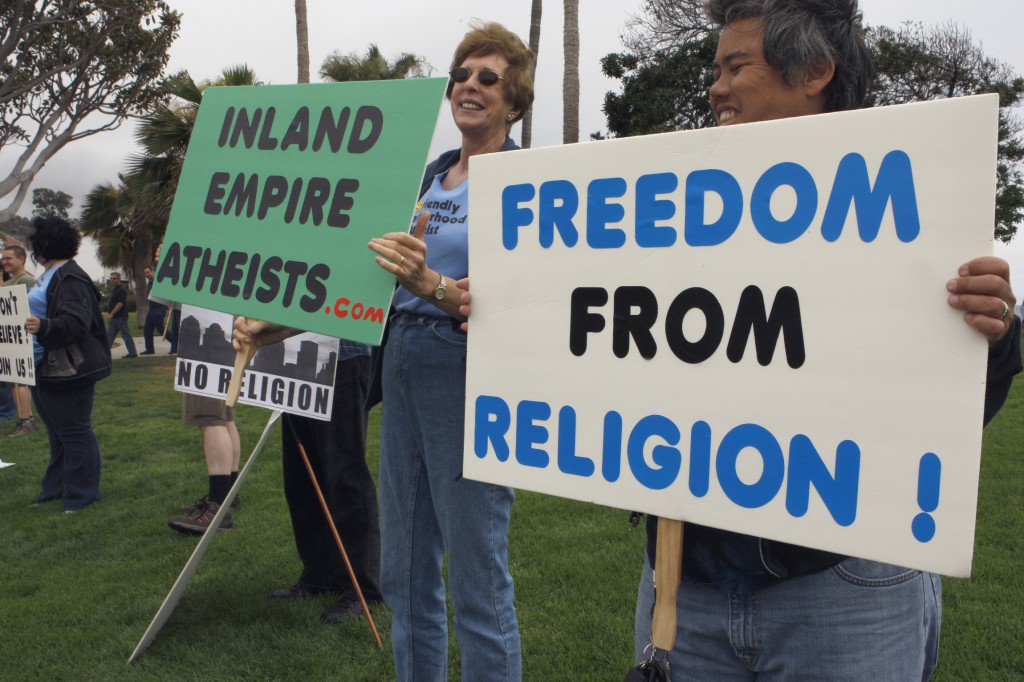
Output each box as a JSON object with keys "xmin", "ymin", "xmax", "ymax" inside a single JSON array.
[
  {"xmin": 0, "ymin": 284, "xmax": 35, "ymax": 386},
  {"xmin": 174, "ymin": 305, "xmax": 340, "ymax": 420},
  {"xmin": 465, "ymin": 95, "xmax": 1000, "ymax": 577}
]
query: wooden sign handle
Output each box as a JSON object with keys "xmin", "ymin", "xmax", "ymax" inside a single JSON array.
[
  {"xmin": 651, "ymin": 517, "xmax": 684, "ymax": 651},
  {"xmin": 225, "ymin": 342, "xmax": 257, "ymax": 407}
]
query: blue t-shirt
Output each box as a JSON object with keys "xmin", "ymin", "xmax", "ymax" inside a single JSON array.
[
  {"xmin": 392, "ymin": 173, "xmax": 469, "ymax": 317},
  {"xmin": 28, "ymin": 263, "xmax": 62, "ymax": 364}
]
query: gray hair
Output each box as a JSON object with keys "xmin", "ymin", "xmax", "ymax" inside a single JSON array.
[{"xmin": 705, "ymin": 0, "xmax": 871, "ymax": 112}]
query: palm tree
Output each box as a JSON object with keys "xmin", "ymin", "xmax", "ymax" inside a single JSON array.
[
  {"xmin": 83, "ymin": 65, "xmax": 262, "ymax": 322},
  {"xmin": 522, "ymin": 0, "xmax": 543, "ymax": 149},
  {"xmin": 295, "ymin": 0, "xmax": 310, "ymax": 83},
  {"xmin": 319, "ymin": 44, "xmax": 430, "ymax": 82},
  {"xmin": 563, "ymin": 0, "xmax": 580, "ymax": 144}
]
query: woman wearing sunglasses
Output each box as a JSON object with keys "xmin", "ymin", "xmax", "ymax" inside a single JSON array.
[{"xmin": 366, "ymin": 20, "xmax": 534, "ymax": 682}]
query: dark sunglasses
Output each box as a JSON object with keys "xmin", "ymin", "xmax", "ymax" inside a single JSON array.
[{"xmin": 449, "ymin": 66, "xmax": 505, "ymax": 86}]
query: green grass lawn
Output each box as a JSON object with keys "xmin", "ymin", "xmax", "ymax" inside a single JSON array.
[{"xmin": 1, "ymin": 355, "xmax": 1021, "ymax": 680}]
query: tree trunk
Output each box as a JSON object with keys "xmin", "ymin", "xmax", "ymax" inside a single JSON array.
[
  {"xmin": 562, "ymin": 0, "xmax": 580, "ymax": 145},
  {"xmin": 131, "ymin": 237, "xmax": 151, "ymax": 327},
  {"xmin": 295, "ymin": 0, "xmax": 310, "ymax": 84},
  {"xmin": 522, "ymin": 0, "xmax": 543, "ymax": 149}
]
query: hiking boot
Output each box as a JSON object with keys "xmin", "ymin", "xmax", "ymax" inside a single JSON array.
[
  {"xmin": 180, "ymin": 494, "xmax": 240, "ymax": 514},
  {"xmin": 9, "ymin": 419, "xmax": 35, "ymax": 437},
  {"xmin": 168, "ymin": 499, "xmax": 233, "ymax": 535}
]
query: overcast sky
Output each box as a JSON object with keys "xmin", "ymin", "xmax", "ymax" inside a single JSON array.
[{"xmin": 4, "ymin": 0, "xmax": 1023, "ymax": 289}]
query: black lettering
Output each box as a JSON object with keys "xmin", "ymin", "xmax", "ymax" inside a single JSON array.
[
  {"xmin": 299, "ymin": 177, "xmax": 331, "ymax": 225},
  {"xmin": 181, "ymin": 245, "xmax": 204, "ymax": 287},
  {"xmin": 612, "ymin": 286, "xmax": 658, "ymax": 359},
  {"xmin": 157, "ymin": 243, "xmax": 181, "ymax": 285},
  {"xmin": 726, "ymin": 286, "xmax": 805, "ymax": 368},
  {"xmin": 281, "ymin": 107, "xmax": 309, "ymax": 151},
  {"xmin": 220, "ymin": 250, "xmax": 248, "ymax": 297},
  {"xmin": 196, "ymin": 248, "xmax": 227, "ymax": 293},
  {"xmin": 284, "ymin": 177, "xmax": 304, "ymax": 223},
  {"xmin": 569, "ymin": 287, "xmax": 608, "ymax": 356},
  {"xmin": 326, "ymin": 179, "xmax": 359, "ymax": 228},
  {"xmin": 204, "ymin": 172, "xmax": 230, "ymax": 215},
  {"xmin": 257, "ymin": 175, "xmax": 289, "ymax": 219},
  {"xmin": 257, "ymin": 106, "xmax": 278, "ymax": 150},
  {"xmin": 218, "ymin": 368, "xmax": 232, "ymax": 393},
  {"xmin": 665, "ymin": 288, "xmax": 724, "ymax": 364},
  {"xmin": 280, "ymin": 260, "xmax": 308, "ymax": 307},
  {"xmin": 242, "ymin": 253, "xmax": 262, "ymax": 300},
  {"xmin": 348, "ymin": 106, "xmax": 383, "ymax": 153},
  {"xmin": 176, "ymin": 360, "xmax": 192, "ymax": 386},
  {"xmin": 224, "ymin": 173, "xmax": 259, "ymax": 217},
  {"xmin": 256, "ymin": 257, "xmax": 283, "ymax": 303},
  {"xmin": 300, "ymin": 263, "xmax": 330, "ymax": 312},
  {"xmin": 313, "ymin": 106, "xmax": 351, "ymax": 152},
  {"xmin": 229, "ymin": 107, "xmax": 262, "ymax": 148},
  {"xmin": 217, "ymin": 107, "xmax": 235, "ymax": 147}
]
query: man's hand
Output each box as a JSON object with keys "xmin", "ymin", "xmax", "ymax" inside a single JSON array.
[{"xmin": 947, "ymin": 256, "xmax": 1016, "ymax": 344}]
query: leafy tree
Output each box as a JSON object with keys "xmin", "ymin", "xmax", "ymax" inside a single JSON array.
[
  {"xmin": 866, "ymin": 22, "xmax": 1024, "ymax": 241},
  {"xmin": 31, "ymin": 188, "xmax": 73, "ymax": 219},
  {"xmin": 319, "ymin": 45, "xmax": 430, "ymax": 83},
  {"xmin": 600, "ymin": 34, "xmax": 716, "ymax": 138},
  {"xmin": 0, "ymin": 0, "xmax": 180, "ymax": 223},
  {"xmin": 600, "ymin": 12, "xmax": 1024, "ymax": 241}
]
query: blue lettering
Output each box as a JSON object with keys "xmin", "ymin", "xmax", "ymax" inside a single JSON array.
[
  {"xmin": 635, "ymin": 172, "xmax": 678, "ymax": 247},
  {"xmin": 821, "ymin": 151, "xmax": 920, "ymax": 242},
  {"xmin": 516, "ymin": 400, "xmax": 551, "ymax": 468},
  {"xmin": 501, "ymin": 183, "xmax": 535, "ymax": 250},
  {"xmin": 556, "ymin": 406, "xmax": 596, "ymax": 477},
  {"xmin": 586, "ymin": 177, "xmax": 627, "ymax": 248},
  {"xmin": 627, "ymin": 415, "xmax": 681, "ymax": 490},
  {"xmin": 689, "ymin": 420, "xmax": 712, "ymax": 497},
  {"xmin": 786, "ymin": 436, "xmax": 860, "ymax": 526},
  {"xmin": 716, "ymin": 423, "xmax": 785, "ymax": 508},
  {"xmin": 474, "ymin": 395, "xmax": 511, "ymax": 462},
  {"xmin": 750, "ymin": 162, "xmax": 817, "ymax": 244},
  {"xmin": 602, "ymin": 411, "xmax": 623, "ymax": 482},
  {"xmin": 684, "ymin": 169, "xmax": 743, "ymax": 246},
  {"xmin": 539, "ymin": 180, "xmax": 580, "ymax": 247}
]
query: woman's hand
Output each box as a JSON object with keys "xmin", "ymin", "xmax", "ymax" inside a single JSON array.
[
  {"xmin": 25, "ymin": 316, "xmax": 40, "ymax": 335},
  {"xmin": 947, "ymin": 256, "xmax": 1016, "ymax": 344},
  {"xmin": 369, "ymin": 212, "xmax": 435, "ymax": 298},
  {"xmin": 457, "ymin": 277, "xmax": 471, "ymax": 331}
]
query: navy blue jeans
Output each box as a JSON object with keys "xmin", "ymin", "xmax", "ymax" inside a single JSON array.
[
  {"xmin": 143, "ymin": 305, "xmax": 167, "ymax": 353},
  {"xmin": 32, "ymin": 383, "xmax": 102, "ymax": 511}
]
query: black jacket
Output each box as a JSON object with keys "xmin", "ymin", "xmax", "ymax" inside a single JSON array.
[{"xmin": 35, "ymin": 260, "xmax": 112, "ymax": 390}]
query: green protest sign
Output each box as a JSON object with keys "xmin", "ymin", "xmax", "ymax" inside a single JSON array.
[{"xmin": 153, "ymin": 78, "xmax": 447, "ymax": 345}]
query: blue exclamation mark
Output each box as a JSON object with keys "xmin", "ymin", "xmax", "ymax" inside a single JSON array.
[{"xmin": 912, "ymin": 453, "xmax": 941, "ymax": 542}]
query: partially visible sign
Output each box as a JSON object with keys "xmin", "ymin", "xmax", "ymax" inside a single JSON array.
[
  {"xmin": 174, "ymin": 305, "xmax": 339, "ymax": 420},
  {"xmin": 465, "ymin": 95, "xmax": 1000, "ymax": 577},
  {"xmin": 0, "ymin": 284, "xmax": 35, "ymax": 386},
  {"xmin": 153, "ymin": 78, "xmax": 448, "ymax": 344}
]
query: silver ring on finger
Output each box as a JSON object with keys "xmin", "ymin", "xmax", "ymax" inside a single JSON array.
[{"xmin": 1000, "ymin": 300, "xmax": 1010, "ymax": 320}]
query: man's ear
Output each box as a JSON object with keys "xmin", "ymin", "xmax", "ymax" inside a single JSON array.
[{"xmin": 803, "ymin": 60, "xmax": 836, "ymax": 98}]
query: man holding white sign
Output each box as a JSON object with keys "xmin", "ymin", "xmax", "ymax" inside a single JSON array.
[{"xmin": 621, "ymin": 0, "xmax": 1023, "ymax": 679}]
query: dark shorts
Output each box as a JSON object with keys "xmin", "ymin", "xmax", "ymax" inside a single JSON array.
[{"xmin": 181, "ymin": 393, "xmax": 235, "ymax": 427}]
